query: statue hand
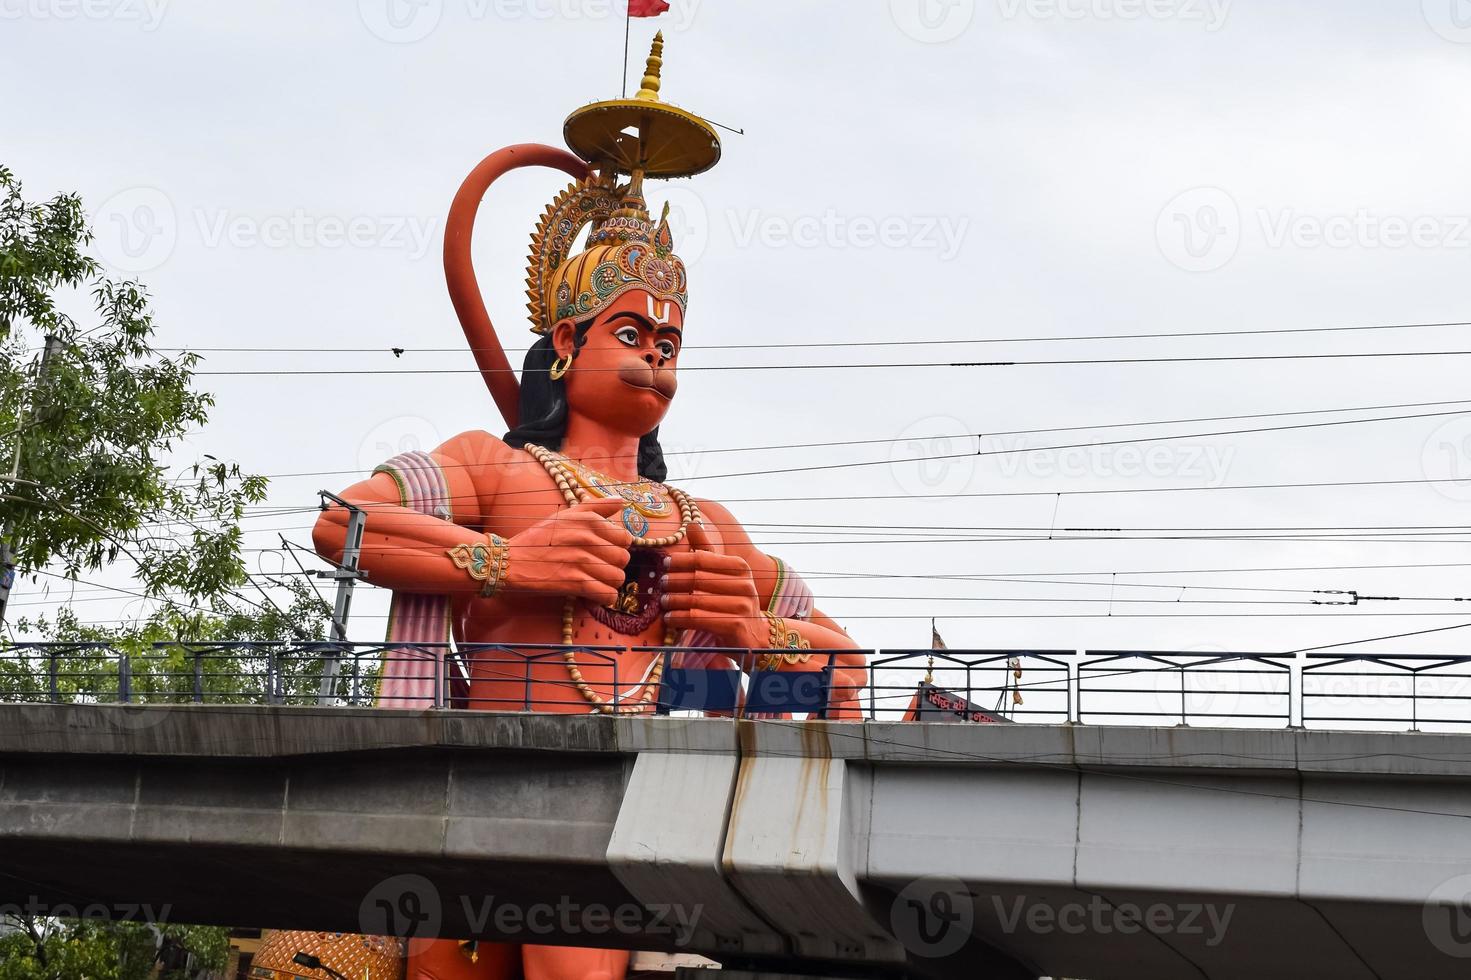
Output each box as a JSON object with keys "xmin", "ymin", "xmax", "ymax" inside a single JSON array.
[
  {"xmin": 658, "ymin": 521, "xmax": 764, "ymax": 649},
  {"xmin": 506, "ymin": 497, "xmax": 633, "ymax": 606}
]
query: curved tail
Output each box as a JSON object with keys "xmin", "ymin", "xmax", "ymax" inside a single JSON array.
[{"xmin": 442, "ymin": 143, "xmax": 590, "ymax": 428}]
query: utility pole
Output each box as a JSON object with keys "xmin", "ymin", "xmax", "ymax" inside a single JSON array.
[
  {"xmin": 0, "ymin": 335, "xmax": 62, "ymax": 627},
  {"xmin": 315, "ymin": 490, "xmax": 365, "ymax": 703}
]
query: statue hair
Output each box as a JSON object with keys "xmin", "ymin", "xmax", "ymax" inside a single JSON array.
[{"xmin": 503, "ymin": 325, "xmax": 668, "ymax": 482}]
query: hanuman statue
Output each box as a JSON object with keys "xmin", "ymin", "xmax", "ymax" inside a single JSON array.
[{"xmin": 309, "ymin": 34, "xmax": 867, "ymax": 980}]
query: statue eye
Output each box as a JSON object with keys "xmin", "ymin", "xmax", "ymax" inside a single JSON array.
[
  {"xmin": 614, "ymin": 326, "xmax": 640, "ymax": 346},
  {"xmin": 656, "ymin": 340, "xmax": 677, "ymax": 359}
]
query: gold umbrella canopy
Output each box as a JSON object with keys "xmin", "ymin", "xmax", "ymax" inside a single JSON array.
[{"xmin": 563, "ymin": 32, "xmax": 722, "ymax": 179}]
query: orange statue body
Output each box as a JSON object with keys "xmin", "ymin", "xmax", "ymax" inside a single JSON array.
[{"xmin": 310, "ymin": 34, "xmax": 867, "ymax": 980}]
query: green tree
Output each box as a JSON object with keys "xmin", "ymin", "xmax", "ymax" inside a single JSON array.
[
  {"xmin": 1, "ymin": 164, "xmax": 263, "ymax": 605},
  {"xmin": 0, "ymin": 913, "xmax": 230, "ymax": 980},
  {"xmin": 0, "ymin": 166, "xmax": 337, "ymax": 978}
]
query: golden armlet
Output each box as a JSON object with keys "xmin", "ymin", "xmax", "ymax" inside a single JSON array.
[
  {"xmin": 447, "ymin": 534, "xmax": 511, "ymax": 597},
  {"xmin": 757, "ymin": 611, "xmax": 812, "ymax": 671}
]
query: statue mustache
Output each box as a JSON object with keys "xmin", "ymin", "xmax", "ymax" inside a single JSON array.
[{"xmin": 617, "ymin": 360, "xmax": 677, "ymax": 400}]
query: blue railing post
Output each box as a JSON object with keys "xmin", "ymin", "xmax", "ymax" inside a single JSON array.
[
  {"xmin": 434, "ymin": 648, "xmax": 444, "ymax": 710},
  {"xmin": 1179, "ymin": 661, "xmax": 1189, "ymax": 726},
  {"xmin": 193, "ymin": 649, "xmax": 204, "ymax": 703},
  {"xmin": 118, "ymin": 650, "xmax": 131, "ymax": 704},
  {"xmin": 1067, "ymin": 652, "xmax": 1078, "ymax": 724},
  {"xmin": 1411, "ymin": 669, "xmax": 1420, "ymax": 732},
  {"xmin": 523, "ymin": 650, "xmax": 533, "ymax": 711},
  {"xmin": 266, "ymin": 647, "xmax": 280, "ymax": 705}
]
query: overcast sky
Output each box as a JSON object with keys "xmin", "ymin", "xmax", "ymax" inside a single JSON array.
[{"xmin": 9, "ymin": 0, "xmax": 1471, "ymax": 688}]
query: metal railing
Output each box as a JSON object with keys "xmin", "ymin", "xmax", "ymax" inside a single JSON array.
[{"xmin": 3, "ymin": 642, "xmax": 1470, "ymax": 731}]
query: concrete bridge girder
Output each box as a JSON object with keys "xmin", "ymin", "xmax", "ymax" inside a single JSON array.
[{"xmin": 1, "ymin": 705, "xmax": 1470, "ymax": 978}]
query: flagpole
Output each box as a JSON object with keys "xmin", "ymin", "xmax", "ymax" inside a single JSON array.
[{"xmin": 622, "ymin": 3, "xmax": 631, "ymax": 97}]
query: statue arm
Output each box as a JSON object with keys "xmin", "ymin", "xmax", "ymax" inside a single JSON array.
[
  {"xmin": 311, "ymin": 431, "xmax": 502, "ymax": 595},
  {"xmin": 312, "ymin": 431, "xmax": 634, "ymax": 605}
]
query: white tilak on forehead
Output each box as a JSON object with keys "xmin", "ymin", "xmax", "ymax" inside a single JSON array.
[{"xmin": 647, "ymin": 295, "xmax": 673, "ymax": 325}]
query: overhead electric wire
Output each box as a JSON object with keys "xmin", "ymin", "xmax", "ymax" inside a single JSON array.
[
  {"xmin": 155, "ymin": 317, "xmax": 1471, "ymax": 354},
  {"xmin": 187, "ymin": 348, "xmax": 1471, "ymax": 376},
  {"xmin": 158, "ymin": 403, "xmax": 1471, "ymax": 489}
]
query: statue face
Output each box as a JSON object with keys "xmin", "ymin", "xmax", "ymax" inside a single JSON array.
[{"xmin": 554, "ymin": 288, "xmax": 684, "ymax": 438}]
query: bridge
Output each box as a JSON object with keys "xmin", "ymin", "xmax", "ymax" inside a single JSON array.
[{"xmin": 2, "ymin": 685, "xmax": 1469, "ymax": 978}]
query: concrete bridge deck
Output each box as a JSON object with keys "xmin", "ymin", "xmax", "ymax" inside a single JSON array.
[{"xmin": 1, "ymin": 704, "xmax": 1469, "ymax": 978}]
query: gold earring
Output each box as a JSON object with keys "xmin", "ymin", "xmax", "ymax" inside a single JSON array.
[{"xmin": 549, "ymin": 354, "xmax": 572, "ymax": 381}]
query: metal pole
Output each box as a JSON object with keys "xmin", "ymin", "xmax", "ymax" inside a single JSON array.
[
  {"xmin": 316, "ymin": 490, "xmax": 366, "ymax": 704},
  {"xmin": 0, "ymin": 335, "xmax": 62, "ymax": 626},
  {"xmin": 1179, "ymin": 662, "xmax": 1189, "ymax": 726}
]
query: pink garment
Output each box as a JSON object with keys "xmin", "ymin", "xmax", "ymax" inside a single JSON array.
[{"xmin": 372, "ymin": 451, "xmax": 454, "ymax": 708}]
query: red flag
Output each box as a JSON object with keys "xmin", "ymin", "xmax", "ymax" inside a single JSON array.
[{"xmin": 628, "ymin": 0, "xmax": 669, "ymax": 16}]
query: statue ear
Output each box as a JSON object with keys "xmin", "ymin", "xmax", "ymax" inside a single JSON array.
[{"xmin": 551, "ymin": 319, "xmax": 579, "ymax": 359}]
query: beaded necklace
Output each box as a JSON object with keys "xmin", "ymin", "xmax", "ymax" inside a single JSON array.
[{"xmin": 526, "ymin": 443, "xmax": 700, "ymax": 714}]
